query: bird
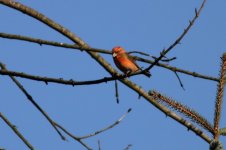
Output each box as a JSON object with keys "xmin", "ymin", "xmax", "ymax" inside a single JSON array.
[{"xmin": 112, "ymin": 46, "xmax": 151, "ymax": 77}]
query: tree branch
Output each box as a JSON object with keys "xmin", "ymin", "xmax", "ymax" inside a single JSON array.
[
  {"xmin": 0, "ymin": 32, "xmax": 218, "ymax": 82},
  {"xmin": 0, "ymin": 62, "xmax": 66, "ymax": 140},
  {"xmin": 123, "ymin": 144, "xmax": 132, "ymax": 150},
  {"xmin": 54, "ymin": 109, "xmax": 131, "ymax": 150},
  {"xmin": 0, "ymin": 0, "xmax": 211, "ymax": 144},
  {"xmin": 144, "ymin": 0, "xmax": 207, "ymax": 72},
  {"xmin": 0, "ymin": 112, "xmax": 34, "ymax": 150},
  {"xmin": 135, "ymin": 56, "xmax": 219, "ymax": 82},
  {"xmin": 78, "ymin": 108, "xmax": 131, "ymax": 139},
  {"xmin": 0, "ymin": 32, "xmax": 110, "ymax": 54},
  {"xmin": 0, "ymin": 68, "xmax": 150, "ymax": 86}
]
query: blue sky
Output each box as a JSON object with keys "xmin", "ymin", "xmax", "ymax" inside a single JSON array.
[{"xmin": 0, "ymin": 0, "xmax": 226, "ymax": 149}]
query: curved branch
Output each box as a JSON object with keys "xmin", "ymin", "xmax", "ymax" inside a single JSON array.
[
  {"xmin": 0, "ymin": 32, "xmax": 110, "ymax": 54},
  {"xmin": 0, "ymin": 69, "xmax": 122, "ymax": 85},
  {"xmin": 0, "ymin": 112, "xmax": 34, "ymax": 150},
  {"xmin": 135, "ymin": 56, "xmax": 219, "ymax": 82},
  {"xmin": 124, "ymin": 144, "xmax": 132, "ymax": 150},
  {"xmin": 0, "ymin": 63, "xmax": 66, "ymax": 140},
  {"xmin": 54, "ymin": 109, "xmax": 131, "ymax": 150},
  {"xmin": 0, "ymin": 65, "xmax": 218, "ymax": 96},
  {"xmin": 144, "ymin": 0, "xmax": 207, "ymax": 71},
  {"xmin": 78, "ymin": 108, "xmax": 131, "ymax": 139},
  {"xmin": 0, "ymin": 0, "xmax": 211, "ymax": 144},
  {"xmin": 0, "ymin": 62, "xmax": 96, "ymax": 149}
]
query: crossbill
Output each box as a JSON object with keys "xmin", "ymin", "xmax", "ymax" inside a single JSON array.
[{"xmin": 112, "ymin": 46, "xmax": 151, "ymax": 77}]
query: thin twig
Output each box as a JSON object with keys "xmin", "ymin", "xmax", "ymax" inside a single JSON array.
[
  {"xmin": 123, "ymin": 144, "xmax": 132, "ymax": 150},
  {"xmin": 54, "ymin": 109, "xmax": 131, "ymax": 149},
  {"xmin": 152, "ymin": 56, "xmax": 177, "ymax": 62},
  {"xmin": 98, "ymin": 140, "xmax": 101, "ymax": 150},
  {"xmin": 128, "ymin": 50, "xmax": 170, "ymax": 61},
  {"xmin": 0, "ymin": 69, "xmax": 117, "ymax": 85},
  {"xmin": 0, "ymin": 62, "xmax": 66, "ymax": 140},
  {"xmin": 213, "ymin": 53, "xmax": 226, "ymax": 140},
  {"xmin": 127, "ymin": 51, "xmax": 152, "ymax": 57},
  {"xmin": 144, "ymin": 0, "xmax": 207, "ymax": 72},
  {"xmin": 0, "ymin": 112, "xmax": 34, "ymax": 150},
  {"xmin": 79, "ymin": 108, "xmax": 132, "ymax": 139},
  {"xmin": 51, "ymin": 122, "xmax": 92, "ymax": 150},
  {"xmin": 0, "ymin": 32, "xmax": 110, "ymax": 54},
  {"xmin": 135, "ymin": 56, "xmax": 219, "ymax": 82},
  {"xmin": 0, "ymin": 68, "xmax": 144, "ymax": 86},
  {"xmin": 115, "ymin": 80, "xmax": 119, "ymax": 104},
  {"xmin": 128, "ymin": 51, "xmax": 176, "ymax": 63},
  {"xmin": 174, "ymin": 71, "xmax": 185, "ymax": 90}
]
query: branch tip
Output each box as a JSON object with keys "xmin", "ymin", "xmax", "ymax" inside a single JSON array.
[
  {"xmin": 195, "ymin": 8, "xmax": 198, "ymax": 17},
  {"xmin": 128, "ymin": 108, "xmax": 132, "ymax": 113}
]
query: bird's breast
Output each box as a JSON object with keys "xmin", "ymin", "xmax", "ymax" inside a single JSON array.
[{"xmin": 114, "ymin": 56, "xmax": 139, "ymax": 72}]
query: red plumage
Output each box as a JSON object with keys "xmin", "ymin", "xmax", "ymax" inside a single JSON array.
[{"xmin": 112, "ymin": 46, "xmax": 151, "ymax": 77}]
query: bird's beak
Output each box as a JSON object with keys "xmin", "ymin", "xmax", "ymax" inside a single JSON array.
[{"xmin": 112, "ymin": 52, "xmax": 117, "ymax": 57}]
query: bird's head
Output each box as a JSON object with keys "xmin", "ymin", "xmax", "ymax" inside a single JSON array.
[{"xmin": 112, "ymin": 46, "xmax": 125, "ymax": 58}]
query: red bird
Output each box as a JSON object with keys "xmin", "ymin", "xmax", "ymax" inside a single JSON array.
[{"xmin": 112, "ymin": 46, "xmax": 151, "ymax": 77}]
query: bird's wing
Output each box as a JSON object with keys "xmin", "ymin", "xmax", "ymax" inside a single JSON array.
[{"xmin": 125, "ymin": 53, "xmax": 141, "ymax": 69}]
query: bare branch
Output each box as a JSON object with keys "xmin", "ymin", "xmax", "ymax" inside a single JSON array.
[
  {"xmin": 54, "ymin": 122, "xmax": 92, "ymax": 150},
  {"xmin": 0, "ymin": 32, "xmax": 110, "ymax": 54},
  {"xmin": 54, "ymin": 109, "xmax": 131, "ymax": 150},
  {"xmin": 174, "ymin": 71, "xmax": 185, "ymax": 90},
  {"xmin": 127, "ymin": 51, "xmax": 152, "ymax": 57},
  {"xmin": 0, "ymin": 59, "xmax": 218, "ymax": 89},
  {"xmin": 115, "ymin": 80, "xmax": 120, "ymax": 103},
  {"xmin": 0, "ymin": 0, "xmax": 211, "ymax": 144},
  {"xmin": 0, "ymin": 32, "xmax": 218, "ymax": 82},
  {"xmin": 152, "ymin": 56, "xmax": 177, "ymax": 62},
  {"xmin": 123, "ymin": 144, "xmax": 132, "ymax": 150},
  {"xmin": 0, "ymin": 68, "xmax": 151, "ymax": 86},
  {"xmin": 98, "ymin": 140, "xmax": 101, "ymax": 150},
  {"xmin": 0, "ymin": 112, "xmax": 34, "ymax": 150},
  {"xmin": 79, "ymin": 108, "xmax": 131, "ymax": 139},
  {"xmin": 128, "ymin": 51, "xmax": 176, "ymax": 63},
  {"xmin": 0, "ymin": 0, "xmax": 87, "ymax": 46},
  {"xmin": 135, "ymin": 56, "xmax": 219, "ymax": 82},
  {"xmin": 0, "ymin": 61, "xmax": 104, "ymax": 148},
  {"xmin": 144, "ymin": 0, "xmax": 207, "ymax": 72},
  {"xmin": 0, "ymin": 69, "xmax": 116, "ymax": 85},
  {"xmin": 0, "ymin": 62, "xmax": 66, "ymax": 140}
]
